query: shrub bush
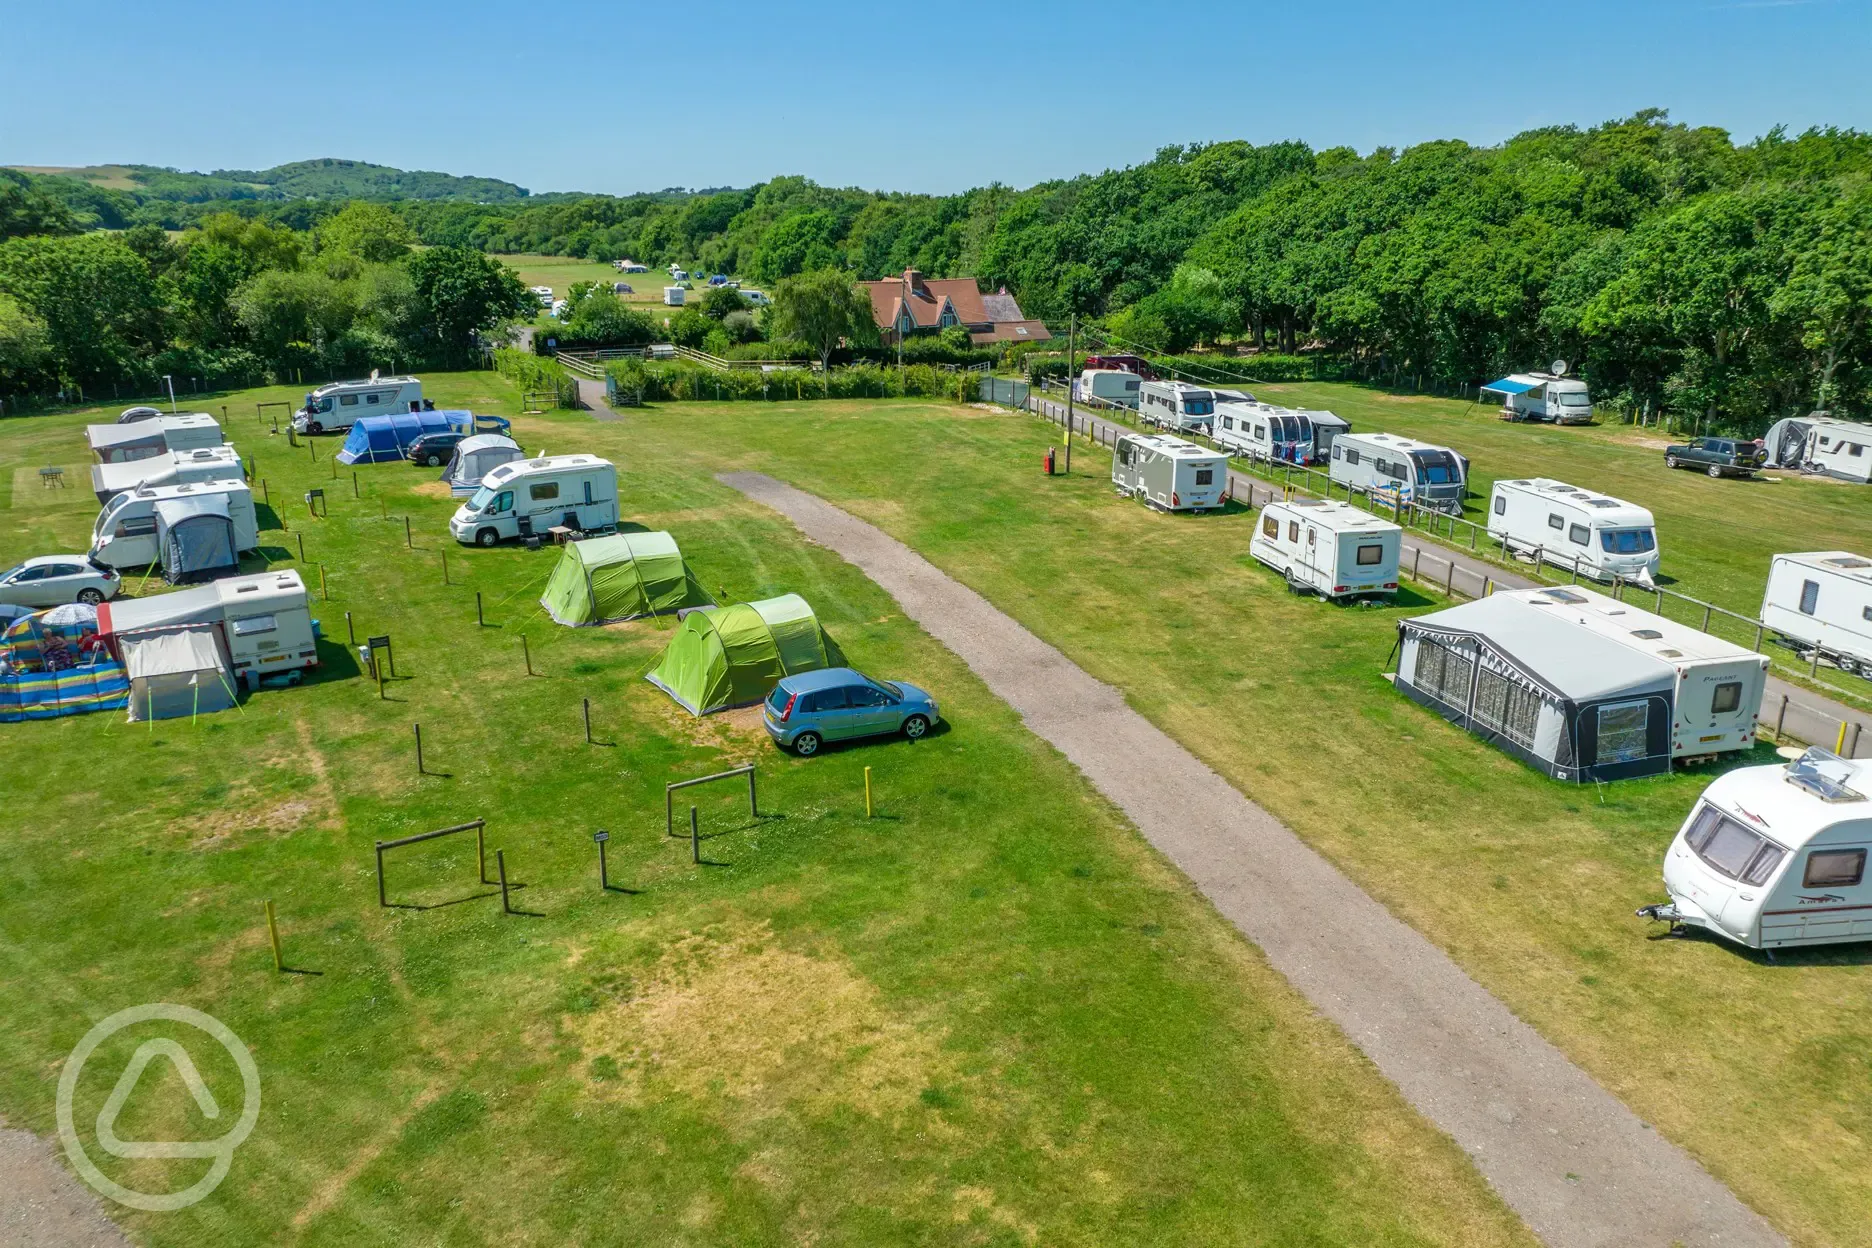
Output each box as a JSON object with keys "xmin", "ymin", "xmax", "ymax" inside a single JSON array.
[{"xmin": 603, "ymin": 359, "xmax": 980, "ymax": 404}]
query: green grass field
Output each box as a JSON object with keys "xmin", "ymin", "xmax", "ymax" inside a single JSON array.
[
  {"xmin": 0, "ymin": 379, "xmax": 1533, "ymax": 1246},
  {"xmin": 585, "ymin": 394, "xmax": 1872, "ymax": 1248},
  {"xmin": 496, "ymin": 253, "xmax": 696, "ymax": 308}
]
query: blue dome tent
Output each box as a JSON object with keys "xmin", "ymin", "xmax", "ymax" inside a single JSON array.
[{"xmin": 335, "ymin": 411, "xmax": 511, "ymax": 465}]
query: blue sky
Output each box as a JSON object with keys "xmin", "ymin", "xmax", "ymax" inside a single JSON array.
[{"xmin": 4, "ymin": 0, "xmax": 1866, "ymax": 195}]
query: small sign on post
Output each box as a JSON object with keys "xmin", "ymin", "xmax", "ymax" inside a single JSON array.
[
  {"xmin": 368, "ymin": 634, "xmax": 394, "ymax": 679},
  {"xmin": 594, "ymin": 829, "xmax": 610, "ymax": 891}
]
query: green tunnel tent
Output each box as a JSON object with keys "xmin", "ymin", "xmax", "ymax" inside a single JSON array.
[
  {"xmin": 540, "ymin": 531, "xmax": 712, "ymax": 626},
  {"xmin": 646, "ymin": 594, "xmax": 845, "ymax": 715}
]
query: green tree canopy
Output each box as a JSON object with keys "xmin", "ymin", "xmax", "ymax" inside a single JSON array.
[{"xmin": 769, "ymin": 268, "xmax": 876, "ymax": 372}]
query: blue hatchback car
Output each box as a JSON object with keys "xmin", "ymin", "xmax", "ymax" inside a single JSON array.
[{"xmin": 762, "ymin": 667, "xmax": 940, "ymax": 756}]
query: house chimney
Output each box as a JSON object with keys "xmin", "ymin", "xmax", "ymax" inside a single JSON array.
[{"xmin": 903, "ymin": 268, "xmax": 927, "ymax": 295}]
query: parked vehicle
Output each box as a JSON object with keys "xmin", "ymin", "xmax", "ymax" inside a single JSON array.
[
  {"xmin": 1486, "ymin": 478, "xmax": 1660, "ymax": 584},
  {"xmin": 1214, "ymin": 402, "xmax": 1317, "ymax": 464},
  {"xmin": 1138, "ymin": 380, "xmax": 1216, "ymax": 434},
  {"xmin": 91, "ymin": 445, "xmax": 244, "ymax": 505},
  {"xmin": 530, "ymin": 285, "xmax": 554, "ymax": 305},
  {"xmin": 1329, "ymin": 432, "xmax": 1468, "ymax": 513},
  {"xmin": 663, "ymin": 286, "xmax": 686, "ymax": 306},
  {"xmin": 1639, "ymin": 748, "xmax": 1872, "ymax": 949},
  {"xmin": 669, "ymin": 267, "xmax": 689, "ymax": 281},
  {"xmin": 1482, "ymin": 370, "xmax": 1594, "ymax": 424},
  {"xmin": 1080, "ymin": 353, "xmax": 1155, "ymax": 379},
  {"xmin": 1112, "ymin": 433, "xmax": 1227, "ymax": 512},
  {"xmin": 293, "ymin": 374, "xmax": 424, "ymax": 435},
  {"xmin": 449, "ymin": 455, "xmax": 619, "ymax": 546},
  {"xmin": 739, "ymin": 288, "xmax": 770, "ymax": 307},
  {"xmin": 1761, "ymin": 551, "xmax": 1872, "ymax": 676},
  {"xmin": 0, "ymin": 556, "xmax": 121, "ymax": 607},
  {"xmin": 86, "ymin": 413, "xmax": 224, "ymax": 464},
  {"xmin": 99, "ymin": 568, "xmax": 318, "ymax": 681},
  {"xmin": 1073, "ymin": 368, "xmax": 1141, "ymax": 409},
  {"xmin": 1209, "ymin": 388, "xmax": 1256, "ymax": 404},
  {"xmin": 89, "ymin": 481, "xmax": 260, "ymax": 570},
  {"xmin": 1665, "ymin": 437, "xmax": 1766, "ymax": 478},
  {"xmin": 117, "ymin": 405, "xmax": 163, "ymax": 424},
  {"xmin": 1251, "ymin": 499, "xmax": 1400, "ymax": 599},
  {"xmin": 762, "ymin": 667, "xmax": 940, "ymax": 756},
  {"xmin": 1763, "ymin": 415, "xmax": 1872, "ymax": 483},
  {"xmin": 612, "ymin": 282, "xmax": 634, "ymax": 295},
  {"xmin": 406, "ymin": 432, "xmax": 466, "ymax": 467}
]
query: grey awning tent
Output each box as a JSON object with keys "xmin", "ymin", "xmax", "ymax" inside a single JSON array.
[
  {"xmin": 1763, "ymin": 416, "xmax": 1815, "ymax": 469},
  {"xmin": 122, "ymin": 627, "xmax": 237, "ymax": 722},
  {"xmin": 154, "ymin": 496, "xmax": 238, "ymax": 584},
  {"xmin": 442, "ymin": 434, "xmax": 524, "ymax": 496},
  {"xmin": 1394, "ymin": 593, "xmax": 1676, "ymax": 783}
]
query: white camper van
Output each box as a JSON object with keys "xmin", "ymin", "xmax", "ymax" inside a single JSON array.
[
  {"xmin": 89, "ymin": 481, "xmax": 260, "ymax": 570},
  {"xmin": 86, "ymin": 413, "xmax": 225, "ymax": 464},
  {"xmin": 1760, "ymin": 551, "xmax": 1872, "ymax": 676},
  {"xmin": 1482, "ymin": 372, "xmax": 1594, "ymax": 425},
  {"xmin": 450, "ymin": 455, "xmax": 619, "ymax": 546},
  {"xmin": 1486, "ymin": 478, "xmax": 1660, "ymax": 584},
  {"xmin": 91, "ymin": 445, "xmax": 244, "ymax": 504},
  {"xmin": 1138, "ymin": 380, "xmax": 1216, "ymax": 434},
  {"xmin": 1640, "ymin": 748, "xmax": 1872, "ymax": 949},
  {"xmin": 1111, "ymin": 434, "xmax": 1227, "ymax": 512},
  {"xmin": 1251, "ymin": 499, "xmax": 1400, "ymax": 599},
  {"xmin": 293, "ymin": 374, "xmax": 425, "ymax": 434},
  {"xmin": 1073, "ymin": 368, "xmax": 1141, "ymax": 409},
  {"xmin": 1329, "ymin": 432, "xmax": 1468, "ymax": 513},
  {"xmin": 99, "ymin": 568, "xmax": 318, "ymax": 681},
  {"xmin": 1213, "ymin": 402, "xmax": 1318, "ymax": 465}
]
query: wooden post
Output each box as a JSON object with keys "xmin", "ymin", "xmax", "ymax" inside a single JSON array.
[
  {"xmin": 352, "ymin": 471, "xmax": 359, "ymax": 498},
  {"xmin": 747, "ymin": 765, "xmax": 758, "ymax": 818},
  {"xmin": 441, "ymin": 547, "xmax": 449, "ymax": 585},
  {"xmin": 377, "ymin": 663, "xmax": 385, "ymax": 701},
  {"xmin": 1701, "ymin": 604, "xmax": 1712, "ymax": 632},
  {"xmin": 477, "ymin": 591, "xmax": 485, "ymax": 626},
  {"xmin": 1836, "ymin": 721, "xmax": 1849, "ymax": 755},
  {"xmin": 522, "ymin": 635, "xmax": 533, "ymax": 675},
  {"xmin": 380, "ymin": 498, "xmax": 387, "ymax": 519},
  {"xmin": 864, "ymin": 766, "xmax": 873, "ymax": 817},
  {"xmin": 1851, "ymin": 723, "xmax": 1863, "ymax": 759},
  {"xmin": 265, "ymin": 901, "xmax": 283, "ymax": 973},
  {"xmin": 497, "ymin": 849, "xmax": 512, "ymax": 915},
  {"xmin": 596, "ymin": 829, "xmax": 609, "ymax": 890},
  {"xmin": 345, "ymin": 611, "xmax": 355, "ymax": 645},
  {"xmin": 1753, "ymin": 623, "xmax": 1764, "ymax": 653},
  {"xmin": 690, "ymin": 805, "xmax": 700, "ymax": 864},
  {"xmin": 405, "ymin": 517, "xmax": 412, "ymax": 548},
  {"xmin": 478, "ymin": 822, "xmax": 488, "ymax": 884},
  {"xmin": 375, "ymin": 845, "xmax": 387, "ymax": 906},
  {"xmin": 261, "ymin": 479, "xmax": 269, "ymax": 506},
  {"xmin": 1810, "ymin": 646, "xmax": 1820, "ymax": 678},
  {"xmin": 318, "ymin": 563, "xmax": 328, "ymax": 601},
  {"xmin": 297, "ymin": 532, "xmax": 305, "ymax": 563},
  {"xmin": 583, "ymin": 697, "xmax": 593, "ymax": 743}
]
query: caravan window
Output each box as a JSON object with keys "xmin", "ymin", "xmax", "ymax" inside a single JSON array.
[
  {"xmin": 230, "ymin": 615, "xmax": 277, "ymax": 637},
  {"xmin": 1595, "ymin": 700, "xmax": 1651, "ymax": 764},
  {"xmin": 1344, "ymin": 447, "xmax": 1360, "ymax": 466},
  {"xmin": 339, "ymin": 394, "xmax": 359, "ymax": 406},
  {"xmin": 1356, "ymin": 543, "xmax": 1383, "ymax": 565},
  {"xmin": 1195, "ymin": 468, "xmax": 1214, "ymax": 486},
  {"xmin": 1685, "ymin": 804, "xmax": 1786, "ymax": 885},
  {"xmin": 529, "ymin": 482, "xmax": 560, "ymax": 502},
  {"xmin": 1800, "ymin": 580, "xmax": 1820, "ymax": 615},
  {"xmin": 1804, "ymin": 849, "xmax": 1866, "ymax": 887},
  {"xmin": 1600, "ymin": 529, "xmax": 1655, "ymax": 554},
  {"xmin": 1262, "ymin": 515, "xmax": 1278, "ymax": 539},
  {"xmin": 1568, "ymin": 524, "xmax": 1590, "ymax": 546},
  {"xmin": 1287, "ymin": 521, "xmax": 1300, "ymax": 542},
  {"xmin": 1548, "ymin": 514, "xmax": 1565, "ymax": 530},
  {"xmin": 1494, "ymin": 495, "xmax": 1507, "ymax": 515},
  {"xmin": 1712, "ymin": 682, "xmax": 1743, "ymax": 714},
  {"xmin": 366, "ymin": 393, "xmax": 381, "ymax": 405},
  {"xmin": 115, "ymin": 516, "xmax": 158, "ymax": 538}
]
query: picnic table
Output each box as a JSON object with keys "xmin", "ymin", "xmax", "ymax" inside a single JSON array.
[{"xmin": 38, "ymin": 467, "xmax": 65, "ymax": 489}]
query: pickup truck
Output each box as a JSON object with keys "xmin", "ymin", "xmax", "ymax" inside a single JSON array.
[{"xmin": 1664, "ymin": 437, "xmax": 1767, "ymax": 478}]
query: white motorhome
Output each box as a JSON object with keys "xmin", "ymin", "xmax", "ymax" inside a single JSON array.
[
  {"xmin": 1640, "ymin": 748, "xmax": 1872, "ymax": 949},
  {"xmin": 1111, "ymin": 434, "xmax": 1227, "ymax": 512},
  {"xmin": 86, "ymin": 413, "xmax": 225, "ymax": 464},
  {"xmin": 663, "ymin": 286, "xmax": 686, "ymax": 306},
  {"xmin": 1482, "ymin": 372, "xmax": 1594, "ymax": 425},
  {"xmin": 294, "ymin": 375, "xmax": 424, "ymax": 434},
  {"xmin": 1251, "ymin": 499, "xmax": 1400, "ymax": 599},
  {"xmin": 1138, "ymin": 380, "xmax": 1216, "ymax": 434},
  {"xmin": 1072, "ymin": 369, "xmax": 1141, "ymax": 409},
  {"xmin": 1760, "ymin": 551, "xmax": 1872, "ymax": 676},
  {"xmin": 1329, "ymin": 432, "xmax": 1468, "ymax": 513},
  {"xmin": 739, "ymin": 288, "xmax": 770, "ymax": 307},
  {"xmin": 89, "ymin": 481, "xmax": 260, "ymax": 570},
  {"xmin": 99, "ymin": 568, "xmax": 318, "ymax": 681},
  {"xmin": 450, "ymin": 455, "xmax": 619, "ymax": 546},
  {"xmin": 91, "ymin": 445, "xmax": 245, "ymax": 504},
  {"xmin": 1214, "ymin": 402, "xmax": 1318, "ymax": 465},
  {"xmin": 1486, "ymin": 478, "xmax": 1660, "ymax": 584}
]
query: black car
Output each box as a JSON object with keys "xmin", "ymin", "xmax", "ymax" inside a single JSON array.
[
  {"xmin": 406, "ymin": 432, "xmax": 465, "ymax": 467},
  {"xmin": 1664, "ymin": 436, "xmax": 1767, "ymax": 479}
]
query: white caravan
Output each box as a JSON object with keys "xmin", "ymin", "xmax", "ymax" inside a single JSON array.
[
  {"xmin": 91, "ymin": 445, "xmax": 244, "ymax": 504},
  {"xmin": 86, "ymin": 413, "xmax": 225, "ymax": 464},
  {"xmin": 1513, "ymin": 585, "xmax": 1767, "ymax": 760},
  {"xmin": 450, "ymin": 455, "xmax": 619, "ymax": 546},
  {"xmin": 663, "ymin": 286, "xmax": 686, "ymax": 306},
  {"xmin": 1073, "ymin": 369, "xmax": 1141, "ymax": 409},
  {"xmin": 1138, "ymin": 380, "xmax": 1216, "ymax": 434},
  {"xmin": 1482, "ymin": 372, "xmax": 1594, "ymax": 425},
  {"xmin": 1111, "ymin": 434, "xmax": 1227, "ymax": 512},
  {"xmin": 1251, "ymin": 499, "xmax": 1400, "ymax": 599},
  {"xmin": 90, "ymin": 481, "xmax": 259, "ymax": 569},
  {"xmin": 1486, "ymin": 478, "xmax": 1660, "ymax": 584},
  {"xmin": 1329, "ymin": 431, "xmax": 1468, "ymax": 513},
  {"xmin": 99, "ymin": 568, "xmax": 318, "ymax": 681},
  {"xmin": 1801, "ymin": 417, "xmax": 1872, "ymax": 483},
  {"xmin": 293, "ymin": 374, "xmax": 425, "ymax": 434},
  {"xmin": 1213, "ymin": 402, "xmax": 1318, "ymax": 465},
  {"xmin": 1760, "ymin": 551, "xmax": 1872, "ymax": 676},
  {"xmin": 1640, "ymin": 748, "xmax": 1872, "ymax": 949}
]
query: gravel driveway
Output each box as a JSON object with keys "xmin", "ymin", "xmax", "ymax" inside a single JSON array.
[{"xmin": 0, "ymin": 1117, "xmax": 131, "ymax": 1248}]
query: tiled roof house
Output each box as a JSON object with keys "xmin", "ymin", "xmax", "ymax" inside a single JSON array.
[{"xmin": 860, "ymin": 269, "xmax": 1052, "ymax": 346}]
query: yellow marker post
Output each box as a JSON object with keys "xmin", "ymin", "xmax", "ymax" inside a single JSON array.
[
  {"xmin": 265, "ymin": 900, "xmax": 283, "ymax": 973},
  {"xmin": 1837, "ymin": 721, "xmax": 1849, "ymax": 755},
  {"xmin": 318, "ymin": 563, "xmax": 328, "ymax": 601},
  {"xmin": 864, "ymin": 766, "xmax": 873, "ymax": 818}
]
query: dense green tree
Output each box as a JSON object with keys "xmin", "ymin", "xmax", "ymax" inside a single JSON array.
[
  {"xmin": 406, "ymin": 247, "xmax": 532, "ymax": 363},
  {"xmin": 0, "ymin": 233, "xmax": 165, "ymax": 386},
  {"xmin": 769, "ymin": 268, "xmax": 876, "ymax": 373},
  {"xmin": 0, "ymin": 173, "xmax": 78, "ymax": 241},
  {"xmin": 700, "ymin": 283, "xmax": 748, "ymax": 320},
  {"xmin": 315, "ymin": 201, "xmax": 415, "ymax": 266}
]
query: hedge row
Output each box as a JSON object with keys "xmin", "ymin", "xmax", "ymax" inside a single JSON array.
[
  {"xmin": 604, "ymin": 360, "xmax": 982, "ymax": 404},
  {"xmin": 1024, "ymin": 352, "xmax": 1321, "ymax": 385}
]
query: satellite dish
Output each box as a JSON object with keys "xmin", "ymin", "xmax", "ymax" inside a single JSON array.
[{"xmin": 1550, "ymin": 359, "xmax": 1569, "ymax": 377}]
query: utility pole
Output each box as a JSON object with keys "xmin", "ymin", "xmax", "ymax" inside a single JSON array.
[
  {"xmin": 1063, "ymin": 313, "xmax": 1076, "ymax": 474},
  {"xmin": 898, "ymin": 269, "xmax": 907, "ymax": 388}
]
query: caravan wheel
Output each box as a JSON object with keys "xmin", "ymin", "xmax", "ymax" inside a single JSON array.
[{"xmin": 475, "ymin": 528, "xmax": 499, "ymax": 547}]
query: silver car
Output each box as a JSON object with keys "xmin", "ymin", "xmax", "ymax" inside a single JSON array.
[{"xmin": 0, "ymin": 556, "xmax": 122, "ymax": 608}]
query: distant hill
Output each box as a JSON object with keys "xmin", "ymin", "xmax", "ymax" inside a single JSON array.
[{"xmin": 7, "ymin": 159, "xmax": 529, "ymax": 204}]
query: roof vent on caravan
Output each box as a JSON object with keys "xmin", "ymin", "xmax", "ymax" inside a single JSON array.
[
  {"xmin": 1586, "ymin": 499, "xmax": 1618, "ymax": 508},
  {"xmin": 1823, "ymin": 556, "xmax": 1872, "ymax": 570},
  {"xmin": 1785, "ymin": 748, "xmax": 1865, "ymax": 803},
  {"xmin": 1632, "ymin": 629, "xmax": 1663, "ymax": 639},
  {"xmin": 1537, "ymin": 589, "xmax": 1589, "ymax": 605}
]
